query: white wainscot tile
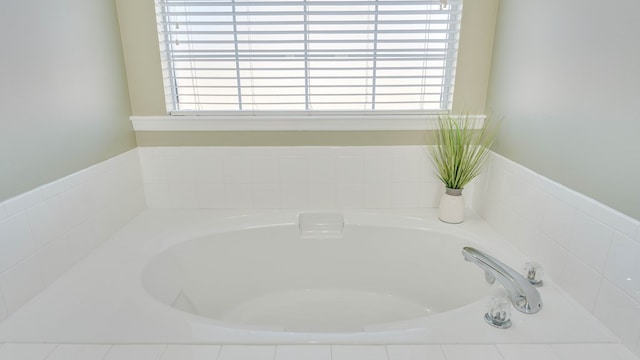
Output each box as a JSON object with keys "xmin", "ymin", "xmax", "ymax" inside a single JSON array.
[
  {"xmin": 0, "ymin": 343, "xmax": 56, "ymax": 360},
  {"xmin": 336, "ymin": 184, "xmax": 364, "ymax": 208},
  {"xmin": 307, "ymin": 156, "xmax": 336, "ymax": 183},
  {"xmin": 496, "ymin": 206, "xmax": 541, "ymax": 258},
  {"xmin": 419, "ymin": 182, "xmax": 443, "ymax": 208},
  {"xmin": 562, "ymin": 254, "xmax": 603, "ymax": 311},
  {"xmin": 2, "ymin": 189, "xmax": 42, "ymax": 217},
  {"xmin": 335, "ymin": 146, "xmax": 374, "ymax": 157},
  {"xmin": 569, "ymin": 212, "xmax": 615, "ymax": 273},
  {"xmin": 536, "ymin": 233, "xmax": 569, "ymax": 282},
  {"xmin": 198, "ymin": 183, "xmax": 227, "ymax": 208},
  {"xmin": 499, "ymin": 171, "xmax": 521, "ymax": 207},
  {"xmin": 364, "ymin": 155, "xmax": 392, "ymax": 183},
  {"xmin": 594, "ymin": 280, "xmax": 640, "ymax": 349},
  {"xmin": 605, "ymin": 232, "xmax": 640, "ymax": 302},
  {"xmin": 364, "ymin": 183, "xmax": 391, "ymax": 208},
  {"xmin": 275, "ymin": 345, "xmax": 331, "ymax": 360},
  {"xmin": 165, "ymin": 155, "xmax": 200, "ymax": 183},
  {"xmin": 39, "ymin": 175, "xmax": 74, "ymax": 200},
  {"xmin": 0, "ymin": 255, "xmax": 44, "ymax": 314},
  {"xmin": 583, "ymin": 199, "xmax": 639, "ymax": 239},
  {"xmin": 280, "ymin": 184, "xmax": 309, "ymax": 209},
  {"xmin": 194, "ymin": 154, "xmax": 225, "ymax": 183},
  {"xmin": 516, "ymin": 181, "xmax": 548, "ymax": 226},
  {"xmin": 26, "ymin": 196, "xmax": 67, "ymax": 249},
  {"xmin": 280, "ymin": 157, "xmax": 309, "ymax": 183},
  {"xmin": 497, "ymin": 344, "xmax": 560, "ymax": 360},
  {"xmin": 218, "ymin": 345, "xmax": 276, "ymax": 360},
  {"xmin": 391, "ymin": 182, "xmax": 419, "ymax": 208},
  {"xmin": 387, "ymin": 345, "xmax": 446, "ymax": 360},
  {"xmin": 331, "ymin": 345, "xmax": 388, "ymax": 360},
  {"xmin": 419, "ymin": 150, "xmax": 439, "ymax": 182},
  {"xmin": 144, "ymin": 183, "xmax": 171, "ymax": 209},
  {"xmin": 36, "ymin": 234, "xmax": 72, "ymax": 286},
  {"xmin": 441, "ymin": 345, "xmax": 504, "ymax": 360},
  {"xmin": 0, "ymin": 213, "xmax": 36, "ymax": 274},
  {"xmin": 225, "ymin": 184, "xmax": 254, "ymax": 208},
  {"xmin": 336, "ymin": 156, "xmax": 365, "ymax": 183},
  {"xmin": 551, "ymin": 344, "xmax": 631, "ymax": 360},
  {"xmin": 250, "ymin": 156, "xmax": 280, "ymax": 183},
  {"xmin": 252, "ymin": 184, "xmax": 281, "ymax": 209},
  {"xmin": 58, "ymin": 183, "xmax": 94, "ymax": 229},
  {"xmin": 169, "ymin": 183, "xmax": 200, "ymax": 209},
  {"xmin": 66, "ymin": 218, "xmax": 99, "ymax": 263},
  {"xmin": 104, "ymin": 345, "xmax": 166, "ymax": 360},
  {"xmin": 47, "ymin": 344, "xmax": 111, "ymax": 360},
  {"xmin": 293, "ymin": 146, "xmax": 334, "ymax": 157},
  {"xmin": 542, "ymin": 195, "xmax": 576, "ymax": 249},
  {"xmin": 476, "ymin": 165, "xmax": 508, "ymax": 223},
  {"xmin": 391, "ymin": 149, "xmax": 420, "ymax": 182},
  {"xmin": 308, "ymin": 183, "xmax": 336, "ymax": 208},
  {"xmin": 160, "ymin": 345, "xmax": 221, "ymax": 360},
  {"xmin": 138, "ymin": 151, "xmax": 167, "ymax": 183},
  {"xmin": 87, "ymin": 175, "xmax": 114, "ymax": 210}
]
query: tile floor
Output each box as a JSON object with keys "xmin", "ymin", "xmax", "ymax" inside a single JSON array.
[{"xmin": 0, "ymin": 343, "xmax": 637, "ymax": 360}]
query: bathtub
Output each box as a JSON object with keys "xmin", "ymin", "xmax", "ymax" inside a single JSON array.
[{"xmin": 0, "ymin": 209, "xmax": 618, "ymax": 345}]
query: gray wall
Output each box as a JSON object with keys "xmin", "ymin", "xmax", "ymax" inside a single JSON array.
[
  {"xmin": 486, "ymin": 0, "xmax": 640, "ymax": 220},
  {"xmin": 0, "ymin": 0, "xmax": 136, "ymax": 201}
]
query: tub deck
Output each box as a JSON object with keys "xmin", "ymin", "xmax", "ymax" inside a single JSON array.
[{"xmin": 0, "ymin": 209, "xmax": 623, "ymax": 347}]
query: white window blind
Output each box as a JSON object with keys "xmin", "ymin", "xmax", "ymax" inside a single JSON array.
[{"xmin": 155, "ymin": 0, "xmax": 463, "ymax": 113}]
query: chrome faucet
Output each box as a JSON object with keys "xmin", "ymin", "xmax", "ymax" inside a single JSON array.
[{"xmin": 462, "ymin": 247, "xmax": 543, "ymax": 314}]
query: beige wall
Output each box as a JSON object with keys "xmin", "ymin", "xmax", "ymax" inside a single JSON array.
[
  {"xmin": 0, "ymin": 0, "xmax": 136, "ymax": 202},
  {"xmin": 486, "ymin": 0, "xmax": 640, "ymax": 220},
  {"xmin": 117, "ymin": 0, "xmax": 499, "ymax": 145}
]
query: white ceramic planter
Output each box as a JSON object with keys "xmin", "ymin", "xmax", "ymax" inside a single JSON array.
[{"xmin": 438, "ymin": 188, "xmax": 465, "ymax": 224}]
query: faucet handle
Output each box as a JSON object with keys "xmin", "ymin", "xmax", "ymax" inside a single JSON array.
[
  {"xmin": 484, "ymin": 297, "xmax": 512, "ymax": 329},
  {"xmin": 524, "ymin": 262, "xmax": 544, "ymax": 287}
]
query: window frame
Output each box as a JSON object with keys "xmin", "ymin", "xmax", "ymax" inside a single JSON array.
[{"xmin": 153, "ymin": 0, "xmax": 464, "ymax": 119}]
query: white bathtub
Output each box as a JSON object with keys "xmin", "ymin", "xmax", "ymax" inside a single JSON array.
[
  {"xmin": 142, "ymin": 213, "xmax": 490, "ymax": 333},
  {"xmin": 0, "ymin": 209, "xmax": 618, "ymax": 344}
]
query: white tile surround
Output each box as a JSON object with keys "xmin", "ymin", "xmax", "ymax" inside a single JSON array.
[
  {"xmin": 1, "ymin": 146, "xmax": 640, "ymax": 359},
  {"xmin": 137, "ymin": 146, "xmax": 480, "ymax": 211},
  {"xmin": 475, "ymin": 153, "xmax": 640, "ymax": 355},
  {"xmin": 0, "ymin": 149, "xmax": 145, "ymax": 321}
]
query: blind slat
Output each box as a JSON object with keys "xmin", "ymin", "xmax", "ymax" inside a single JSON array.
[{"xmin": 156, "ymin": 0, "xmax": 462, "ymax": 112}]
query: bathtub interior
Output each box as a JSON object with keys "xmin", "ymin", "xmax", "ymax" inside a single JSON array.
[{"xmin": 141, "ymin": 224, "xmax": 491, "ymax": 333}]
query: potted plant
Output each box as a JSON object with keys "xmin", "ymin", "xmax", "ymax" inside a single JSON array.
[{"xmin": 428, "ymin": 114, "xmax": 497, "ymax": 223}]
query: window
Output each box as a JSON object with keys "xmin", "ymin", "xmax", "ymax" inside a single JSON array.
[{"xmin": 155, "ymin": 0, "xmax": 462, "ymax": 113}]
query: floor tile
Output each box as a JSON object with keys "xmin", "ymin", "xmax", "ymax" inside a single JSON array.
[
  {"xmin": 275, "ymin": 345, "xmax": 331, "ymax": 360},
  {"xmin": 46, "ymin": 344, "xmax": 111, "ymax": 360},
  {"xmin": 0, "ymin": 343, "xmax": 56, "ymax": 360},
  {"xmin": 160, "ymin": 345, "xmax": 221, "ymax": 360},
  {"xmin": 331, "ymin": 345, "xmax": 388, "ymax": 360},
  {"xmin": 497, "ymin": 344, "xmax": 560, "ymax": 360},
  {"xmin": 103, "ymin": 345, "xmax": 166, "ymax": 360},
  {"xmin": 442, "ymin": 345, "xmax": 504, "ymax": 360},
  {"xmin": 387, "ymin": 345, "xmax": 446, "ymax": 360},
  {"xmin": 217, "ymin": 345, "xmax": 276, "ymax": 360}
]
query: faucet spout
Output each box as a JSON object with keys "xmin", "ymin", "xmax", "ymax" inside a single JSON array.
[{"xmin": 462, "ymin": 247, "xmax": 543, "ymax": 314}]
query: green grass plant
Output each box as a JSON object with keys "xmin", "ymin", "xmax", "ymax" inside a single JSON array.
[{"xmin": 428, "ymin": 115, "xmax": 497, "ymax": 190}]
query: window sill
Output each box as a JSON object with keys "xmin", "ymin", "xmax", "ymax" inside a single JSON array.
[{"xmin": 130, "ymin": 113, "xmax": 485, "ymax": 132}]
